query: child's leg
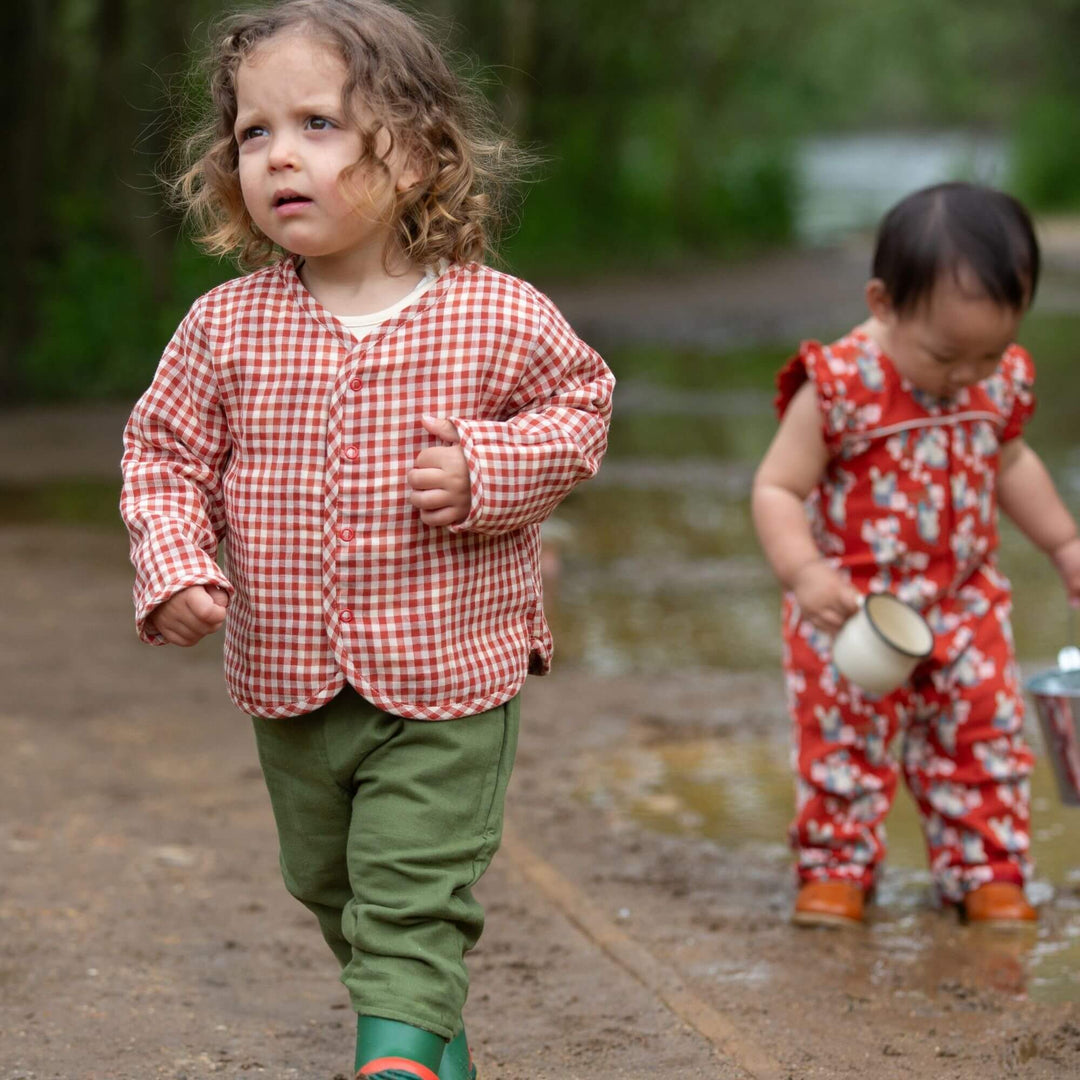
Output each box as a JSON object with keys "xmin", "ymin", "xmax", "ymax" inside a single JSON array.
[
  {"xmin": 786, "ymin": 608, "xmax": 903, "ymax": 891},
  {"xmin": 336, "ymin": 691, "xmax": 518, "ymax": 1039},
  {"xmin": 254, "ymin": 687, "xmax": 517, "ymax": 1071},
  {"xmin": 251, "ymin": 699, "xmax": 356, "ymax": 968},
  {"xmin": 901, "ymin": 597, "xmax": 1034, "ymax": 904}
]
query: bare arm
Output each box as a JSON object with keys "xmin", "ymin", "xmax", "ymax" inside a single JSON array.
[
  {"xmin": 752, "ymin": 382, "xmax": 861, "ymax": 631},
  {"xmin": 752, "ymin": 382, "xmax": 829, "ymax": 585},
  {"xmin": 999, "ymin": 438, "xmax": 1080, "ymax": 603}
]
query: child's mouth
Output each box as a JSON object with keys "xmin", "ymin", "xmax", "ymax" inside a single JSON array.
[{"xmin": 273, "ymin": 192, "xmax": 312, "ymax": 211}]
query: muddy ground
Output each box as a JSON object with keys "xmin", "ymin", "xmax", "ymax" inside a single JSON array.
[{"xmin": 3, "ymin": 245, "xmax": 1080, "ymax": 1080}]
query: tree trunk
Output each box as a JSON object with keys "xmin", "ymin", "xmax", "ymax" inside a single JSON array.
[
  {"xmin": 1, "ymin": 1, "xmax": 61, "ymax": 403},
  {"xmin": 96, "ymin": 0, "xmax": 182, "ymax": 309}
]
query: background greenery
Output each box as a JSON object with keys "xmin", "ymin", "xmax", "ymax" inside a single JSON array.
[{"xmin": 4, "ymin": 0, "xmax": 1080, "ymax": 403}]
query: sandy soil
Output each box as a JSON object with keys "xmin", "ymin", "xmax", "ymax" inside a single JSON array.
[{"xmin": 4, "ymin": 241, "xmax": 1080, "ymax": 1079}]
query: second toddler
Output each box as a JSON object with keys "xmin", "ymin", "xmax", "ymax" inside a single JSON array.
[{"xmin": 753, "ymin": 182, "xmax": 1080, "ymax": 928}]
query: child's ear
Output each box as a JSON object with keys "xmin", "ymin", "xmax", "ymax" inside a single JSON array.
[
  {"xmin": 374, "ymin": 125, "xmax": 422, "ymax": 193},
  {"xmin": 394, "ymin": 150, "xmax": 423, "ymax": 194},
  {"xmin": 395, "ymin": 157, "xmax": 422, "ymax": 193},
  {"xmin": 865, "ymin": 278, "xmax": 895, "ymax": 322}
]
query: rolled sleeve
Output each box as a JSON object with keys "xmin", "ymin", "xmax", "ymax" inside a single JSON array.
[
  {"xmin": 448, "ymin": 297, "xmax": 613, "ymax": 536},
  {"xmin": 120, "ymin": 302, "xmax": 234, "ymax": 642}
]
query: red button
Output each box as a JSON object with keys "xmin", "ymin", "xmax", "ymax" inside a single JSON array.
[
  {"xmin": 345, "ymin": 445, "xmax": 359, "ymax": 460},
  {"xmin": 349, "ymin": 378, "xmax": 363, "ymax": 392},
  {"xmin": 340, "ymin": 609, "xmax": 354, "ymax": 623},
  {"xmin": 339, "ymin": 528, "xmax": 354, "ymax": 542}
]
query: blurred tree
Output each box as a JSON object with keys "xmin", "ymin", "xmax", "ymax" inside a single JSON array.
[
  {"xmin": 3, "ymin": 0, "xmax": 62, "ymax": 401},
  {"xmin": 4, "ymin": 0, "xmax": 1078, "ymax": 403},
  {"xmin": 1010, "ymin": 0, "xmax": 1080, "ymax": 209}
]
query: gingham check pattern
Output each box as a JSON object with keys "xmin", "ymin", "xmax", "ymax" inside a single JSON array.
[{"xmin": 121, "ymin": 260, "xmax": 613, "ymax": 719}]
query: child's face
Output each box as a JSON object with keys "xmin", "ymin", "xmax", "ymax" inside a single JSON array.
[
  {"xmin": 234, "ymin": 32, "xmax": 418, "ymax": 266},
  {"xmin": 867, "ymin": 267, "xmax": 1025, "ymax": 399}
]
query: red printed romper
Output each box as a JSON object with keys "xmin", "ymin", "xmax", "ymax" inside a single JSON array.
[{"xmin": 776, "ymin": 328, "xmax": 1036, "ymax": 903}]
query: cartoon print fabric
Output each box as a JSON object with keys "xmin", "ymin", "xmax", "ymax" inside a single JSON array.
[{"xmin": 776, "ymin": 330, "xmax": 1035, "ymax": 901}]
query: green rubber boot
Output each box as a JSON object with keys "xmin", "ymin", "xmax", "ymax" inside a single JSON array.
[
  {"xmin": 354, "ymin": 1016, "xmax": 446, "ymax": 1080},
  {"xmin": 438, "ymin": 1026, "xmax": 477, "ymax": 1080}
]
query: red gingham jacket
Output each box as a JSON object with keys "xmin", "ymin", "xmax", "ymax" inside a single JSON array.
[{"xmin": 121, "ymin": 259, "xmax": 614, "ymax": 720}]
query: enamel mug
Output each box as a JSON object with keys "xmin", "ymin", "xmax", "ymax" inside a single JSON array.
[{"xmin": 831, "ymin": 592, "xmax": 934, "ymax": 695}]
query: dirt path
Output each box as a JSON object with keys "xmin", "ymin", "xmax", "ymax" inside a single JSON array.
[
  {"xmin": 4, "ymin": 240, "xmax": 1080, "ymax": 1078},
  {"xmin": 2, "ymin": 522, "xmax": 1078, "ymax": 1079}
]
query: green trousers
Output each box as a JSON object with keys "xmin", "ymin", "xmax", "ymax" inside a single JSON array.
[{"xmin": 252, "ymin": 686, "xmax": 519, "ymax": 1040}]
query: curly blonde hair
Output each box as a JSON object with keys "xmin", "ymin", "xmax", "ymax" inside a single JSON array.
[{"xmin": 171, "ymin": 0, "xmax": 526, "ymax": 268}]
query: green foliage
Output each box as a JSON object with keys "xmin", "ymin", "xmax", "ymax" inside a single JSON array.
[
  {"xmin": 9, "ymin": 0, "xmax": 1080, "ymax": 401},
  {"xmin": 1011, "ymin": 95, "xmax": 1080, "ymax": 212},
  {"xmin": 501, "ymin": 105, "xmax": 796, "ymax": 274},
  {"xmin": 25, "ymin": 238, "xmax": 157, "ymax": 400},
  {"xmin": 24, "ymin": 225, "xmax": 230, "ymax": 402},
  {"xmin": 0, "ymin": 481, "xmax": 123, "ymax": 527}
]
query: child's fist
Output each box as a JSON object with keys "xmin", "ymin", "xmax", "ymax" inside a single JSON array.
[
  {"xmin": 148, "ymin": 584, "xmax": 230, "ymax": 647},
  {"xmin": 407, "ymin": 415, "xmax": 471, "ymax": 527},
  {"xmin": 791, "ymin": 560, "xmax": 862, "ymax": 635}
]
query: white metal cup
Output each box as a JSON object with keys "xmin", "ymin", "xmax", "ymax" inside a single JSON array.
[{"xmin": 831, "ymin": 592, "xmax": 934, "ymax": 695}]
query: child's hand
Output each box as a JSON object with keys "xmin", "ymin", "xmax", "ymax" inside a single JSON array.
[
  {"xmin": 1051, "ymin": 536, "xmax": 1080, "ymax": 607},
  {"xmin": 791, "ymin": 560, "xmax": 862, "ymax": 635},
  {"xmin": 148, "ymin": 584, "xmax": 229, "ymax": 647},
  {"xmin": 408, "ymin": 415, "xmax": 471, "ymax": 527}
]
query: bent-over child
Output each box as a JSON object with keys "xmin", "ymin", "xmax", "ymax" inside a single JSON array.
[
  {"xmin": 752, "ymin": 182, "xmax": 1080, "ymax": 928},
  {"xmin": 120, "ymin": 2, "xmax": 614, "ymax": 1076}
]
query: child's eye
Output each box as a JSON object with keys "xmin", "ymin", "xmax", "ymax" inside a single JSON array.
[
  {"xmin": 238, "ymin": 125, "xmax": 267, "ymax": 143},
  {"xmin": 307, "ymin": 116, "xmax": 336, "ymax": 131}
]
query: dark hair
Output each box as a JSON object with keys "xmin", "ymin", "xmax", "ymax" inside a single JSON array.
[{"xmin": 872, "ymin": 182, "xmax": 1040, "ymax": 315}]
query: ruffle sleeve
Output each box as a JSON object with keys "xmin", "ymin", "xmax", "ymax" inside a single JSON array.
[
  {"xmin": 774, "ymin": 339, "xmax": 851, "ymax": 453},
  {"xmin": 999, "ymin": 344, "xmax": 1036, "ymax": 443}
]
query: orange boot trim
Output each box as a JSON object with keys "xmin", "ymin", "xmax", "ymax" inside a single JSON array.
[
  {"xmin": 357, "ymin": 1058, "xmax": 441, "ymax": 1080},
  {"xmin": 792, "ymin": 880, "xmax": 865, "ymax": 927},
  {"xmin": 963, "ymin": 882, "xmax": 1037, "ymax": 927}
]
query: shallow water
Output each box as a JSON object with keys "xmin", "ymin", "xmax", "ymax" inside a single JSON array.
[
  {"xmin": 795, "ymin": 132, "xmax": 1011, "ymax": 244},
  {"xmin": 581, "ymin": 731, "xmax": 1080, "ymax": 1002}
]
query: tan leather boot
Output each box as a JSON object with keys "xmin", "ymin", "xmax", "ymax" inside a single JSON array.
[
  {"xmin": 792, "ymin": 880, "xmax": 865, "ymax": 927},
  {"xmin": 963, "ymin": 882, "xmax": 1037, "ymax": 927}
]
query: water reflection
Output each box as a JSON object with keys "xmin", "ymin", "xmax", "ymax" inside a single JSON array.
[{"xmin": 582, "ymin": 731, "xmax": 1080, "ymax": 1002}]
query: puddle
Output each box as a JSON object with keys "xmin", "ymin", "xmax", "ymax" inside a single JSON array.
[{"xmin": 583, "ymin": 731, "xmax": 1080, "ymax": 1002}]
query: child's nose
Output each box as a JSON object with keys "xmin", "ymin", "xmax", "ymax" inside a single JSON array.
[{"xmin": 268, "ymin": 136, "xmax": 298, "ymax": 170}]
